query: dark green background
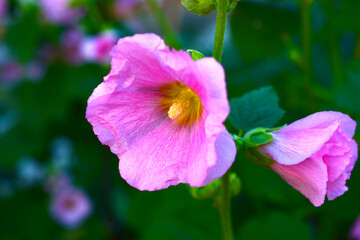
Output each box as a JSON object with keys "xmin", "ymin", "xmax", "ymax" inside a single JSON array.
[{"xmin": 1, "ymin": 0, "xmax": 359, "ymax": 239}]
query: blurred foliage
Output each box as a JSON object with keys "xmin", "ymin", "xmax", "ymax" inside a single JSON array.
[{"xmin": 1, "ymin": 0, "xmax": 360, "ymax": 240}]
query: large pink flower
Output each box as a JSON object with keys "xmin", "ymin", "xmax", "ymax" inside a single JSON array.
[
  {"xmin": 259, "ymin": 111, "xmax": 358, "ymax": 206},
  {"xmin": 86, "ymin": 33, "xmax": 236, "ymax": 191}
]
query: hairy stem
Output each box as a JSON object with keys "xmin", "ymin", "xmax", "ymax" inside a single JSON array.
[
  {"xmin": 213, "ymin": 0, "xmax": 228, "ymax": 62},
  {"xmin": 219, "ymin": 171, "xmax": 234, "ymax": 240},
  {"xmin": 300, "ymin": 0, "xmax": 315, "ymax": 109}
]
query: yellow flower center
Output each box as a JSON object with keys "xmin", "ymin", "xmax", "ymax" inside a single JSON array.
[{"xmin": 159, "ymin": 82, "xmax": 203, "ymax": 126}]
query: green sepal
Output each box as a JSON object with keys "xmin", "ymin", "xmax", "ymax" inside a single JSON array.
[
  {"xmin": 227, "ymin": 0, "xmax": 239, "ymax": 13},
  {"xmin": 232, "ymin": 133, "xmax": 244, "ymax": 150},
  {"xmin": 189, "ymin": 179, "xmax": 220, "ymax": 200},
  {"xmin": 181, "ymin": 0, "xmax": 216, "ymax": 16},
  {"xmin": 229, "ymin": 173, "xmax": 241, "ymax": 197},
  {"xmin": 187, "ymin": 49, "xmax": 205, "ymax": 61},
  {"xmin": 244, "ymin": 147, "xmax": 275, "ymax": 167},
  {"xmin": 243, "ymin": 127, "xmax": 274, "ymax": 148}
]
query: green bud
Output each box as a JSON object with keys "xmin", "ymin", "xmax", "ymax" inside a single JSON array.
[
  {"xmin": 187, "ymin": 49, "xmax": 205, "ymax": 61},
  {"xmin": 244, "ymin": 147, "xmax": 275, "ymax": 166},
  {"xmin": 181, "ymin": 0, "xmax": 216, "ymax": 16},
  {"xmin": 229, "ymin": 173, "xmax": 241, "ymax": 197},
  {"xmin": 243, "ymin": 127, "xmax": 274, "ymax": 148},
  {"xmin": 227, "ymin": 0, "xmax": 239, "ymax": 13},
  {"xmin": 189, "ymin": 179, "xmax": 220, "ymax": 200},
  {"xmin": 232, "ymin": 134, "xmax": 244, "ymax": 149}
]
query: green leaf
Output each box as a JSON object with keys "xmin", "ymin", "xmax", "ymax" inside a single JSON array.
[
  {"xmin": 229, "ymin": 86, "xmax": 285, "ymax": 131},
  {"xmin": 187, "ymin": 49, "xmax": 205, "ymax": 61}
]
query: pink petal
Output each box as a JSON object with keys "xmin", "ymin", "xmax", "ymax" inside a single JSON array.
[
  {"xmin": 345, "ymin": 139, "xmax": 359, "ymax": 178},
  {"xmin": 326, "ymin": 173, "xmax": 348, "ymax": 200},
  {"xmin": 259, "ymin": 121, "xmax": 339, "ymax": 165},
  {"xmin": 86, "ymin": 86, "xmax": 167, "ymax": 156},
  {"xmin": 118, "ymin": 121, "xmax": 208, "ymax": 191},
  {"xmin": 271, "ymin": 157, "xmax": 328, "ymax": 207},
  {"xmin": 105, "ymin": 34, "xmax": 175, "ymax": 87},
  {"xmin": 282, "ymin": 111, "xmax": 356, "ymax": 138},
  {"xmin": 203, "ymin": 130, "xmax": 237, "ymax": 184}
]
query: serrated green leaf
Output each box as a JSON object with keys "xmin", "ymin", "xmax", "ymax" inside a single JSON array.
[{"xmin": 229, "ymin": 86, "xmax": 285, "ymax": 131}]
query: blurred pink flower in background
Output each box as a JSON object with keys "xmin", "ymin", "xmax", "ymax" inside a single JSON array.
[
  {"xmin": 0, "ymin": 0, "xmax": 7, "ymax": 19},
  {"xmin": 50, "ymin": 187, "xmax": 92, "ymax": 228},
  {"xmin": 0, "ymin": 61, "xmax": 23, "ymax": 83},
  {"xmin": 115, "ymin": 0, "xmax": 142, "ymax": 20},
  {"xmin": 61, "ymin": 28, "xmax": 84, "ymax": 65},
  {"xmin": 40, "ymin": 0, "xmax": 85, "ymax": 25},
  {"xmin": 86, "ymin": 33, "xmax": 236, "ymax": 191},
  {"xmin": 259, "ymin": 111, "xmax": 358, "ymax": 207},
  {"xmin": 81, "ymin": 31, "xmax": 117, "ymax": 64},
  {"xmin": 25, "ymin": 61, "xmax": 45, "ymax": 81},
  {"xmin": 44, "ymin": 172, "xmax": 72, "ymax": 194},
  {"xmin": 350, "ymin": 215, "xmax": 360, "ymax": 240}
]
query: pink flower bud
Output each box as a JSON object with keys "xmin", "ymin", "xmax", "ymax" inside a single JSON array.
[{"xmin": 259, "ymin": 111, "xmax": 358, "ymax": 206}]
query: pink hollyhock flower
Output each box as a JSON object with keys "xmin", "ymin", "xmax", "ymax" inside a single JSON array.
[
  {"xmin": 50, "ymin": 187, "xmax": 92, "ymax": 228},
  {"xmin": 258, "ymin": 111, "xmax": 358, "ymax": 206},
  {"xmin": 86, "ymin": 33, "xmax": 236, "ymax": 191},
  {"xmin": 40, "ymin": 0, "xmax": 85, "ymax": 25},
  {"xmin": 350, "ymin": 215, "xmax": 360, "ymax": 240},
  {"xmin": 81, "ymin": 31, "xmax": 117, "ymax": 63}
]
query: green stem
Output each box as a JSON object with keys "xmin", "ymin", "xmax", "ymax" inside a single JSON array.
[
  {"xmin": 323, "ymin": 0, "xmax": 345, "ymax": 87},
  {"xmin": 212, "ymin": 1, "xmax": 233, "ymax": 239},
  {"xmin": 145, "ymin": 0, "xmax": 181, "ymax": 49},
  {"xmin": 300, "ymin": 0, "xmax": 315, "ymax": 110},
  {"xmin": 219, "ymin": 171, "xmax": 234, "ymax": 240},
  {"xmin": 213, "ymin": 0, "xmax": 228, "ymax": 62},
  {"xmin": 354, "ymin": 35, "xmax": 360, "ymax": 60}
]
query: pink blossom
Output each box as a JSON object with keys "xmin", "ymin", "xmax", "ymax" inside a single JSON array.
[
  {"xmin": 81, "ymin": 31, "xmax": 117, "ymax": 63},
  {"xmin": 350, "ymin": 215, "xmax": 360, "ymax": 240},
  {"xmin": 61, "ymin": 28, "xmax": 84, "ymax": 65},
  {"xmin": 0, "ymin": 61, "xmax": 23, "ymax": 83},
  {"xmin": 0, "ymin": 0, "xmax": 7, "ymax": 19},
  {"xmin": 40, "ymin": 0, "xmax": 85, "ymax": 25},
  {"xmin": 259, "ymin": 111, "xmax": 358, "ymax": 206},
  {"xmin": 50, "ymin": 187, "xmax": 92, "ymax": 228},
  {"xmin": 115, "ymin": 0, "xmax": 141, "ymax": 20},
  {"xmin": 25, "ymin": 61, "xmax": 45, "ymax": 81},
  {"xmin": 86, "ymin": 33, "xmax": 236, "ymax": 191}
]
